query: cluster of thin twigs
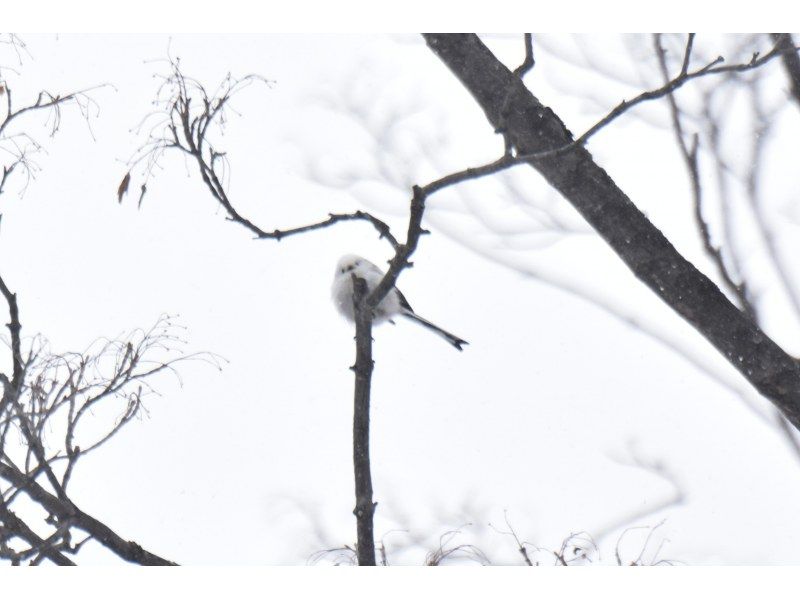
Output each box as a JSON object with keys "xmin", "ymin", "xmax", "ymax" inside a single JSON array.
[
  {"xmin": 0, "ymin": 38, "xmax": 219, "ymax": 563},
  {"xmin": 651, "ymin": 33, "xmax": 800, "ymax": 453},
  {"xmin": 0, "ymin": 35, "xmax": 105, "ymax": 200},
  {"xmin": 307, "ymin": 517, "xmax": 676, "ymax": 566},
  {"xmin": 0, "ymin": 308, "xmax": 218, "ymax": 565},
  {"xmin": 2, "ymin": 315, "xmax": 216, "ymax": 493}
]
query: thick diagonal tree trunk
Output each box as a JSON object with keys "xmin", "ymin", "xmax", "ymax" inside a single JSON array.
[
  {"xmin": 424, "ymin": 33, "xmax": 800, "ymax": 430},
  {"xmin": 772, "ymin": 33, "xmax": 800, "ymax": 110}
]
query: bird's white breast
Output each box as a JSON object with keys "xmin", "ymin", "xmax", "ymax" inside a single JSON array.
[{"xmin": 332, "ymin": 267, "xmax": 403, "ymax": 324}]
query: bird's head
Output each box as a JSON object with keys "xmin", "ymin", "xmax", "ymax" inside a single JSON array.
[{"xmin": 336, "ymin": 254, "xmax": 363, "ymax": 276}]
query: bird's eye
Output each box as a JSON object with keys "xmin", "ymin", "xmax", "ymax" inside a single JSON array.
[{"xmin": 340, "ymin": 267, "xmax": 345, "ymax": 273}]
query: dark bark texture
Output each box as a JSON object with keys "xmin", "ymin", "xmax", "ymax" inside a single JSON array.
[
  {"xmin": 0, "ymin": 462, "xmax": 176, "ymax": 565},
  {"xmin": 424, "ymin": 33, "xmax": 800, "ymax": 430},
  {"xmin": 772, "ymin": 33, "xmax": 800, "ymax": 110},
  {"xmin": 352, "ymin": 276, "xmax": 376, "ymax": 566}
]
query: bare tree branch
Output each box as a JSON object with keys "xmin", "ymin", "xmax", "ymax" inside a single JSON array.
[
  {"xmin": 423, "ymin": 33, "xmax": 800, "ymax": 431},
  {"xmin": 134, "ymin": 58, "xmax": 515, "ymax": 565},
  {"xmin": 424, "ymin": 528, "xmax": 490, "ymax": 565},
  {"xmin": 771, "ymin": 33, "xmax": 800, "ymax": 110},
  {"xmin": 0, "ymin": 87, "xmax": 93, "ymax": 139},
  {"xmin": 511, "ymin": 33, "xmax": 797, "ymax": 161},
  {"xmin": 0, "ymin": 272, "xmax": 23, "ymax": 415},
  {"xmin": 0, "ymin": 460, "xmax": 175, "ymax": 565},
  {"xmin": 0, "ymin": 496, "xmax": 76, "ymax": 565},
  {"xmin": 653, "ymin": 34, "xmax": 755, "ymax": 318},
  {"xmin": 351, "ymin": 275, "xmax": 376, "ymax": 565},
  {"xmin": 0, "ymin": 274, "xmax": 200, "ymax": 565},
  {"xmin": 130, "ymin": 59, "xmax": 405, "ymax": 252},
  {"xmin": 513, "ymin": 34, "xmax": 535, "ymax": 78},
  {"xmin": 663, "ymin": 56, "xmax": 800, "ymax": 463}
]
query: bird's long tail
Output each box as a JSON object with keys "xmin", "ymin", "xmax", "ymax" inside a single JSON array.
[{"xmin": 401, "ymin": 311, "xmax": 468, "ymax": 351}]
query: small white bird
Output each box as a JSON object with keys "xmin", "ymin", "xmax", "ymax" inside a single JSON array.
[{"xmin": 332, "ymin": 254, "xmax": 468, "ymax": 351}]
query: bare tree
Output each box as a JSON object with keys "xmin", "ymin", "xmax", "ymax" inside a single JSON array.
[
  {"xmin": 129, "ymin": 56, "xmax": 531, "ymax": 565},
  {"xmin": 119, "ymin": 34, "xmax": 800, "ymax": 565},
  {"xmin": 0, "ymin": 301, "xmax": 192, "ymax": 564},
  {"xmin": 421, "ymin": 33, "xmax": 800, "ymax": 431},
  {"xmin": 0, "ymin": 36, "xmax": 218, "ymax": 566}
]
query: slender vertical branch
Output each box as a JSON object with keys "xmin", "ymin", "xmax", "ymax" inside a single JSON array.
[
  {"xmin": 513, "ymin": 34, "xmax": 535, "ymax": 78},
  {"xmin": 347, "ymin": 170, "xmax": 481, "ymax": 565},
  {"xmin": 0, "ymin": 273, "xmax": 68, "ymax": 500},
  {"xmin": 0, "ymin": 273, "xmax": 23, "ymax": 390},
  {"xmin": 351, "ymin": 276, "xmax": 376, "ymax": 566}
]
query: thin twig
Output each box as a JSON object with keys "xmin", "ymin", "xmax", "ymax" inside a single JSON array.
[
  {"xmin": 513, "ymin": 34, "xmax": 535, "ymax": 78},
  {"xmin": 513, "ymin": 33, "xmax": 797, "ymax": 161}
]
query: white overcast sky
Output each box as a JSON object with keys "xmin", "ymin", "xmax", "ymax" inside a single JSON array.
[{"xmin": 3, "ymin": 32, "xmax": 800, "ymax": 567}]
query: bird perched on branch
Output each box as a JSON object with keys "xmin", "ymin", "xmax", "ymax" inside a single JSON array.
[{"xmin": 332, "ymin": 254, "xmax": 468, "ymax": 351}]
